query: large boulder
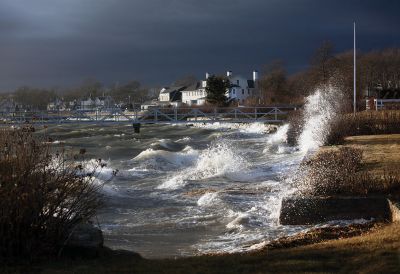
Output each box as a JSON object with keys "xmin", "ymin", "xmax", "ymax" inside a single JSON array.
[
  {"xmin": 61, "ymin": 223, "xmax": 104, "ymax": 258},
  {"xmin": 279, "ymin": 196, "xmax": 392, "ymax": 225},
  {"xmin": 65, "ymin": 223, "xmax": 104, "ymax": 249}
]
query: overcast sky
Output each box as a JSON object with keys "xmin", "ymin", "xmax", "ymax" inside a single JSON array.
[{"xmin": 0, "ymin": 0, "xmax": 399, "ymax": 91}]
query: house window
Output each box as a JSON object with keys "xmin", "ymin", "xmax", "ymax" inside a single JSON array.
[
  {"xmin": 242, "ymin": 89, "xmax": 244, "ymax": 95},
  {"xmin": 233, "ymin": 89, "xmax": 236, "ymax": 95},
  {"xmin": 237, "ymin": 80, "xmax": 239, "ymax": 85}
]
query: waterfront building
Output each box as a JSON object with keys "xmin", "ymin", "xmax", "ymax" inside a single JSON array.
[{"xmin": 181, "ymin": 70, "xmax": 259, "ymax": 106}]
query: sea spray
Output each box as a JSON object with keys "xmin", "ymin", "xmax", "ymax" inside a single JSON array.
[
  {"xmin": 261, "ymin": 85, "xmax": 345, "ymax": 230},
  {"xmin": 267, "ymin": 124, "xmax": 289, "ymax": 145},
  {"xmin": 298, "ymin": 86, "xmax": 345, "ymax": 153}
]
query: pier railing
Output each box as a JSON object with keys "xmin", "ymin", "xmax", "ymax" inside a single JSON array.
[
  {"xmin": 0, "ymin": 106, "xmax": 297, "ymax": 125},
  {"xmin": 366, "ymin": 99, "xmax": 400, "ymax": 111}
]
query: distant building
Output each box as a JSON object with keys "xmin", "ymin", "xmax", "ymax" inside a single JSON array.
[
  {"xmin": 181, "ymin": 82, "xmax": 206, "ymax": 106},
  {"xmin": 158, "ymin": 86, "xmax": 186, "ymax": 103},
  {"xmin": 141, "ymin": 100, "xmax": 158, "ymax": 110},
  {"xmin": 141, "ymin": 100, "xmax": 171, "ymax": 110},
  {"xmin": 365, "ymin": 85, "xmax": 400, "ymax": 110},
  {"xmin": 47, "ymin": 98, "xmax": 66, "ymax": 111},
  {"xmin": 77, "ymin": 96, "xmax": 114, "ymax": 111},
  {"xmin": 0, "ymin": 98, "xmax": 16, "ymax": 112},
  {"xmin": 227, "ymin": 70, "xmax": 258, "ymax": 104},
  {"xmin": 182, "ymin": 70, "xmax": 259, "ymax": 106}
]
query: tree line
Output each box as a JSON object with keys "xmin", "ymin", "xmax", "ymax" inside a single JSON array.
[
  {"xmin": 258, "ymin": 42, "xmax": 400, "ymax": 108},
  {"xmin": 0, "ymin": 79, "xmax": 154, "ymax": 111}
]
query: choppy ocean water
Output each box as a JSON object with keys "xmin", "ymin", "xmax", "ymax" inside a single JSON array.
[{"xmin": 37, "ymin": 122, "xmax": 310, "ymax": 258}]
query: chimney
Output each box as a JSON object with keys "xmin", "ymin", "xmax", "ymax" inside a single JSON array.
[
  {"xmin": 227, "ymin": 70, "xmax": 233, "ymax": 77},
  {"xmin": 206, "ymin": 72, "xmax": 210, "ymax": 79},
  {"xmin": 253, "ymin": 70, "xmax": 259, "ymax": 82}
]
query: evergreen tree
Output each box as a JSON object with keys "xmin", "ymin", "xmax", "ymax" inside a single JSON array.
[{"xmin": 206, "ymin": 75, "xmax": 230, "ymax": 106}]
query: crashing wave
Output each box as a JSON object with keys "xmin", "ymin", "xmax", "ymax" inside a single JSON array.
[{"xmin": 158, "ymin": 142, "xmax": 248, "ymax": 190}]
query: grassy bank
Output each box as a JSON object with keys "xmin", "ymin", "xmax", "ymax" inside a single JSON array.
[
  {"xmin": 3, "ymin": 134, "xmax": 400, "ymax": 273},
  {"xmin": 5, "ymin": 222, "xmax": 399, "ymax": 273}
]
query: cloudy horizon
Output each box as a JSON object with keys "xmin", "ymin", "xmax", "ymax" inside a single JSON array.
[{"xmin": 0, "ymin": 0, "xmax": 399, "ymax": 91}]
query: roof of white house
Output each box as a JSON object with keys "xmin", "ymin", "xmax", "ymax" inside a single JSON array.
[
  {"xmin": 182, "ymin": 82, "xmax": 202, "ymax": 92},
  {"xmin": 160, "ymin": 86, "xmax": 186, "ymax": 94}
]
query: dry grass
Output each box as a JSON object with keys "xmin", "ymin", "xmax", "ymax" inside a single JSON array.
[
  {"xmin": 344, "ymin": 134, "xmax": 400, "ymax": 175},
  {"xmin": 4, "ymin": 222, "xmax": 398, "ymax": 273},
  {"xmin": 326, "ymin": 110, "xmax": 400, "ymax": 145}
]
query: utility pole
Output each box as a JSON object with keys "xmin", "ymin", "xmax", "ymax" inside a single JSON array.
[{"xmin": 353, "ymin": 22, "xmax": 357, "ymax": 114}]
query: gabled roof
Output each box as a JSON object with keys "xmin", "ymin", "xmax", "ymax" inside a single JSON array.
[
  {"xmin": 229, "ymin": 84, "xmax": 240, "ymax": 88},
  {"xmin": 182, "ymin": 82, "xmax": 202, "ymax": 91},
  {"xmin": 160, "ymin": 86, "xmax": 186, "ymax": 94}
]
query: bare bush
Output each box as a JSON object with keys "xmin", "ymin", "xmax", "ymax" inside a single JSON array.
[
  {"xmin": 296, "ymin": 147, "xmax": 400, "ymax": 197},
  {"xmin": 0, "ymin": 128, "xmax": 104, "ymax": 261},
  {"xmin": 297, "ymin": 147, "xmax": 363, "ymax": 196},
  {"xmin": 325, "ymin": 110, "xmax": 400, "ymax": 145}
]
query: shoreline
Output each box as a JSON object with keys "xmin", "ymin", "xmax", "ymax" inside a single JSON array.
[{"xmin": 4, "ymin": 133, "xmax": 400, "ymax": 272}]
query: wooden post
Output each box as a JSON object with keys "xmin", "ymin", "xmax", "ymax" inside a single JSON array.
[{"xmin": 174, "ymin": 108, "xmax": 178, "ymax": 122}]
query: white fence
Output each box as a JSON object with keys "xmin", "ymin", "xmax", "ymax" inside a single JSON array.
[
  {"xmin": 0, "ymin": 106, "xmax": 297, "ymax": 125},
  {"xmin": 366, "ymin": 99, "xmax": 400, "ymax": 110}
]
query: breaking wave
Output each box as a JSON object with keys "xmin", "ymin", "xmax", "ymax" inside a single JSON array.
[
  {"xmin": 133, "ymin": 146, "xmax": 199, "ymax": 170},
  {"xmin": 158, "ymin": 142, "xmax": 248, "ymax": 190}
]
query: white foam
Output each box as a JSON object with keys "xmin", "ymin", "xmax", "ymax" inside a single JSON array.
[
  {"xmin": 238, "ymin": 123, "xmax": 275, "ymax": 134},
  {"xmin": 197, "ymin": 192, "xmax": 220, "ymax": 207},
  {"xmin": 226, "ymin": 212, "xmax": 250, "ymax": 230},
  {"xmin": 267, "ymin": 124, "xmax": 289, "ymax": 145},
  {"xmin": 158, "ymin": 142, "xmax": 248, "ymax": 190},
  {"xmin": 298, "ymin": 86, "xmax": 344, "ymax": 153},
  {"xmin": 150, "ymin": 139, "xmax": 180, "ymax": 150},
  {"xmin": 177, "ymin": 137, "xmax": 192, "ymax": 143},
  {"xmin": 193, "ymin": 122, "xmax": 275, "ymax": 134},
  {"xmin": 133, "ymin": 146, "xmax": 199, "ymax": 169}
]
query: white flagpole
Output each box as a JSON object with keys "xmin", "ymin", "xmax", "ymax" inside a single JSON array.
[{"xmin": 353, "ymin": 22, "xmax": 357, "ymax": 114}]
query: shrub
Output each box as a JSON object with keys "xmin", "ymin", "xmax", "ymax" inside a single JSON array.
[
  {"xmin": 297, "ymin": 147, "xmax": 363, "ymax": 196},
  {"xmin": 0, "ymin": 128, "xmax": 103, "ymax": 261},
  {"xmin": 296, "ymin": 146, "xmax": 400, "ymax": 197},
  {"xmin": 325, "ymin": 110, "xmax": 400, "ymax": 145}
]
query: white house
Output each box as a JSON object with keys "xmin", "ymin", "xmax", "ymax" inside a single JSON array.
[
  {"xmin": 0, "ymin": 98, "xmax": 16, "ymax": 112},
  {"xmin": 47, "ymin": 98, "xmax": 66, "ymax": 111},
  {"xmin": 158, "ymin": 86, "xmax": 185, "ymax": 102},
  {"xmin": 77, "ymin": 96, "xmax": 114, "ymax": 111},
  {"xmin": 181, "ymin": 70, "xmax": 259, "ymax": 106},
  {"xmin": 226, "ymin": 70, "xmax": 258, "ymax": 104},
  {"xmin": 181, "ymin": 82, "xmax": 207, "ymax": 106}
]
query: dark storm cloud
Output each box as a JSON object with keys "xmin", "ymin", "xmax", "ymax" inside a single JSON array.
[{"xmin": 0, "ymin": 0, "xmax": 399, "ymax": 90}]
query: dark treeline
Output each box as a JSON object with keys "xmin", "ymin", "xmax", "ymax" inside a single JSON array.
[
  {"xmin": 0, "ymin": 78, "xmax": 154, "ymax": 111},
  {"xmin": 258, "ymin": 42, "xmax": 400, "ymax": 108}
]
